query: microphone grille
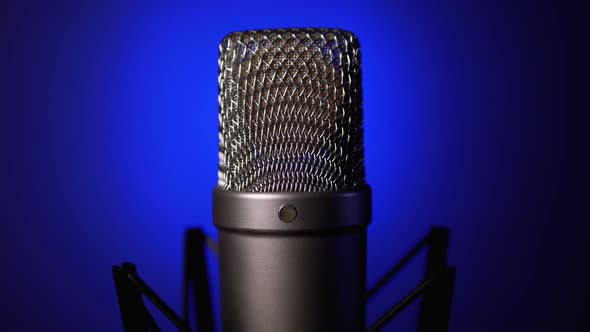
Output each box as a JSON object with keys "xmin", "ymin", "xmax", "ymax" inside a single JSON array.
[{"xmin": 218, "ymin": 28, "xmax": 365, "ymax": 192}]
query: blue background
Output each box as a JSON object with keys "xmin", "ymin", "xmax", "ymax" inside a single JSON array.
[{"xmin": 1, "ymin": 0, "xmax": 587, "ymax": 331}]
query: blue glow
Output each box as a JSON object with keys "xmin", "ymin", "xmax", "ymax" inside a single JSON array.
[{"xmin": 3, "ymin": 0, "xmax": 573, "ymax": 331}]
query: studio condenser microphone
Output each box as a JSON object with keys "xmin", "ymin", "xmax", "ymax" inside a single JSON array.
[{"xmin": 213, "ymin": 28, "xmax": 371, "ymax": 332}]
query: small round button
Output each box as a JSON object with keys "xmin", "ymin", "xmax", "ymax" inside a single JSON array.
[{"xmin": 278, "ymin": 205, "xmax": 297, "ymax": 223}]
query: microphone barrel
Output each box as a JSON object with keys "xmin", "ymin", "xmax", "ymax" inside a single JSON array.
[{"xmin": 213, "ymin": 187, "xmax": 371, "ymax": 332}]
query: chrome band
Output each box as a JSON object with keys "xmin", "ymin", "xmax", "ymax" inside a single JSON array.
[{"xmin": 213, "ymin": 186, "xmax": 371, "ymax": 233}]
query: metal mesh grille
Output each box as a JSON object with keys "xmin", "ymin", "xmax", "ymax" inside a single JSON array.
[{"xmin": 218, "ymin": 28, "xmax": 365, "ymax": 192}]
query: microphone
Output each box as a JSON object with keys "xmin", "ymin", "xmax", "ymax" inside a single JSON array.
[{"xmin": 213, "ymin": 28, "xmax": 371, "ymax": 332}]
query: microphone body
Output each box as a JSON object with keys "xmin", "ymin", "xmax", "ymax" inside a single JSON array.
[
  {"xmin": 213, "ymin": 188, "xmax": 370, "ymax": 332},
  {"xmin": 214, "ymin": 28, "xmax": 369, "ymax": 331}
]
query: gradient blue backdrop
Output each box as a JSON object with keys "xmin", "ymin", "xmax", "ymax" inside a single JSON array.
[{"xmin": 2, "ymin": 0, "xmax": 586, "ymax": 331}]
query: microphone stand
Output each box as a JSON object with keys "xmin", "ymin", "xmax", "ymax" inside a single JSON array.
[
  {"xmin": 113, "ymin": 227, "xmax": 455, "ymax": 332},
  {"xmin": 183, "ymin": 229, "xmax": 216, "ymax": 332},
  {"xmin": 112, "ymin": 230, "xmax": 217, "ymax": 332},
  {"xmin": 112, "ymin": 263, "xmax": 192, "ymax": 332},
  {"xmin": 366, "ymin": 227, "xmax": 456, "ymax": 332}
]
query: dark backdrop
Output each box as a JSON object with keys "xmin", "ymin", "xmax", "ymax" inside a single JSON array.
[{"xmin": 1, "ymin": 0, "xmax": 587, "ymax": 331}]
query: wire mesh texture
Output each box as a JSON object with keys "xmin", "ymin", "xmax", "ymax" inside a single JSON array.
[{"xmin": 218, "ymin": 28, "xmax": 365, "ymax": 192}]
